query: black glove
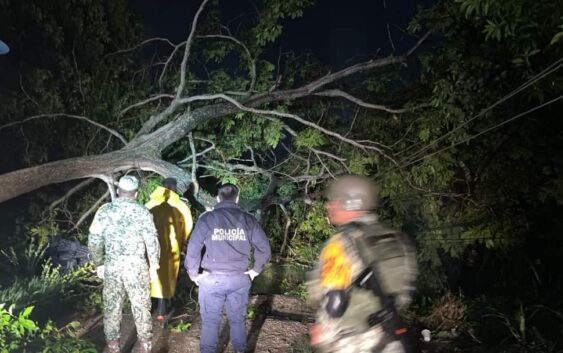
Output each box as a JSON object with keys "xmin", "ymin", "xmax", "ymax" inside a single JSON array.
[{"xmin": 325, "ymin": 290, "xmax": 349, "ymax": 318}]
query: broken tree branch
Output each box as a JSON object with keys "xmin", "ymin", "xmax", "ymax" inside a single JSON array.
[{"xmin": 314, "ymin": 89, "xmax": 432, "ymax": 114}]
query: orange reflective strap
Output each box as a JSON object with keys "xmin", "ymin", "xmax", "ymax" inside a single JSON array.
[{"xmin": 394, "ymin": 327, "xmax": 408, "ymax": 335}]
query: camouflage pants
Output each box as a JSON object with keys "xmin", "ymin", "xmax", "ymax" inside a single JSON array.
[
  {"xmin": 316, "ymin": 326, "xmax": 406, "ymax": 353},
  {"xmin": 103, "ymin": 261, "xmax": 152, "ymax": 341}
]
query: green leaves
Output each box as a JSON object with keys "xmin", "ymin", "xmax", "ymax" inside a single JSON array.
[
  {"xmin": 0, "ymin": 304, "xmax": 38, "ymax": 352},
  {"xmin": 277, "ymin": 182, "xmax": 297, "ymax": 197},
  {"xmin": 418, "ymin": 128, "xmax": 431, "ymax": 142},
  {"xmin": 454, "ymin": 0, "xmax": 562, "ymax": 67},
  {"xmin": 137, "ymin": 177, "xmax": 163, "ymax": 205},
  {"xmin": 253, "ymin": 0, "xmax": 314, "ymax": 46},
  {"xmin": 458, "ymin": 0, "xmax": 492, "ymax": 18},
  {"xmin": 550, "ymin": 18, "xmax": 563, "ymax": 45},
  {"xmin": 263, "ymin": 118, "xmax": 284, "ymax": 148},
  {"xmin": 214, "ymin": 113, "xmax": 285, "ymax": 160},
  {"xmin": 256, "ymin": 23, "xmax": 283, "ymax": 47},
  {"xmin": 294, "ymin": 128, "xmax": 327, "ymax": 149},
  {"xmin": 395, "ymin": 0, "xmax": 563, "ymax": 293},
  {"xmin": 170, "ymin": 320, "xmax": 191, "ymax": 333},
  {"xmin": 294, "ymin": 201, "xmax": 332, "ymax": 240},
  {"xmin": 239, "ymin": 176, "xmax": 269, "ymax": 200}
]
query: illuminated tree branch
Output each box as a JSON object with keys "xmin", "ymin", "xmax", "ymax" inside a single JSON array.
[{"xmin": 314, "ymin": 89, "xmax": 432, "ymax": 114}]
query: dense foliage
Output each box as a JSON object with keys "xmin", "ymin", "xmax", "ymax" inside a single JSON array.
[
  {"xmin": 0, "ymin": 304, "xmax": 96, "ymax": 353},
  {"xmin": 0, "ymin": 0, "xmax": 562, "ymax": 350}
]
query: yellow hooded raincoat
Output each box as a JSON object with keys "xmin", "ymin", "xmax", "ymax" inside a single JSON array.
[{"xmin": 145, "ymin": 186, "xmax": 193, "ymax": 298}]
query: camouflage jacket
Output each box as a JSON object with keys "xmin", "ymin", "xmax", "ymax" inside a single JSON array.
[{"xmin": 88, "ymin": 197, "xmax": 160, "ymax": 268}]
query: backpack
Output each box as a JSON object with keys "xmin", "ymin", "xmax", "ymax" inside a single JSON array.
[{"xmin": 342, "ymin": 221, "xmax": 418, "ymax": 309}]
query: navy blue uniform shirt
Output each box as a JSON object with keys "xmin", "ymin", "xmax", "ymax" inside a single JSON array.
[{"xmin": 185, "ymin": 201, "xmax": 271, "ymax": 279}]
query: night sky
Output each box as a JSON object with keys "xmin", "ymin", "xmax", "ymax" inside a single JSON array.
[{"xmin": 132, "ymin": 0, "xmax": 425, "ymax": 68}]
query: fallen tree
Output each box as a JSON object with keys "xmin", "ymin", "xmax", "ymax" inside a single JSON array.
[{"xmin": 0, "ymin": 0, "xmax": 429, "ymax": 205}]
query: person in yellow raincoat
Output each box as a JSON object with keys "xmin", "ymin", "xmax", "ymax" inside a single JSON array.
[{"xmin": 145, "ymin": 178, "xmax": 193, "ymax": 320}]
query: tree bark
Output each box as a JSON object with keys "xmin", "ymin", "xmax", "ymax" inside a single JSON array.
[{"xmin": 0, "ymin": 149, "xmax": 190, "ymax": 203}]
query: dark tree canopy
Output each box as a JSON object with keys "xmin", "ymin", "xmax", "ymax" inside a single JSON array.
[{"xmin": 1, "ymin": 0, "xmax": 563, "ymax": 298}]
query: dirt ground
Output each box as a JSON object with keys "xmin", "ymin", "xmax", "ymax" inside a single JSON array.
[
  {"xmin": 80, "ymin": 294, "xmax": 494, "ymax": 353},
  {"xmin": 82, "ymin": 294, "xmax": 314, "ymax": 353}
]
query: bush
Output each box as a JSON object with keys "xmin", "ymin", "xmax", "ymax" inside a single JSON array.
[
  {"xmin": 0, "ymin": 237, "xmax": 47, "ymax": 278},
  {"xmin": 425, "ymin": 292, "xmax": 467, "ymax": 331},
  {"xmin": 0, "ymin": 304, "xmax": 95, "ymax": 353},
  {"xmin": 280, "ymin": 278, "xmax": 308, "ymax": 298},
  {"xmin": 0, "ymin": 304, "xmax": 38, "ymax": 352},
  {"xmin": 38, "ymin": 320, "xmax": 97, "ymax": 353},
  {"xmin": 0, "ymin": 262, "xmax": 94, "ymax": 311}
]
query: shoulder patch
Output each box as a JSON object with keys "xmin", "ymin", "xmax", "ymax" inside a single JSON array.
[{"xmin": 320, "ymin": 239, "xmax": 352, "ymax": 289}]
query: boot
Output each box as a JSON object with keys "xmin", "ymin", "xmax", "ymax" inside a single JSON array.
[
  {"xmin": 106, "ymin": 340, "xmax": 120, "ymax": 353},
  {"xmin": 138, "ymin": 338, "xmax": 152, "ymax": 353},
  {"xmin": 154, "ymin": 298, "xmax": 168, "ymax": 322}
]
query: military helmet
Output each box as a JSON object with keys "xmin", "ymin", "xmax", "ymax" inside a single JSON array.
[{"xmin": 326, "ymin": 175, "xmax": 378, "ymax": 211}]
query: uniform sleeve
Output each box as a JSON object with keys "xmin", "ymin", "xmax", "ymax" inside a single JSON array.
[
  {"xmin": 142, "ymin": 210, "xmax": 161, "ymax": 269},
  {"xmin": 87, "ymin": 207, "xmax": 106, "ymax": 267},
  {"xmin": 319, "ymin": 240, "xmax": 352, "ymax": 290},
  {"xmin": 185, "ymin": 213, "xmax": 209, "ymax": 280},
  {"xmin": 249, "ymin": 220, "xmax": 271, "ymax": 273}
]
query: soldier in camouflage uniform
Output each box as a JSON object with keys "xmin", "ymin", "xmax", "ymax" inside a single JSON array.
[
  {"xmin": 88, "ymin": 175, "xmax": 160, "ymax": 353},
  {"xmin": 308, "ymin": 175, "xmax": 417, "ymax": 353}
]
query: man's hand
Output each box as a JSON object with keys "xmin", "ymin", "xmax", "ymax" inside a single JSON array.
[
  {"xmin": 96, "ymin": 265, "xmax": 105, "ymax": 279},
  {"xmin": 244, "ymin": 269, "xmax": 259, "ymax": 281},
  {"xmin": 149, "ymin": 267, "xmax": 159, "ymax": 282},
  {"xmin": 192, "ymin": 272, "xmax": 208, "ymax": 286}
]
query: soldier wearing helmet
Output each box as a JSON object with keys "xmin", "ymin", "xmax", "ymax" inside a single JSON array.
[{"xmin": 308, "ymin": 175, "xmax": 417, "ymax": 353}]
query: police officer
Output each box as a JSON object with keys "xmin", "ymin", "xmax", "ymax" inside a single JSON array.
[
  {"xmin": 308, "ymin": 175, "xmax": 417, "ymax": 353},
  {"xmin": 88, "ymin": 175, "xmax": 161, "ymax": 353},
  {"xmin": 185, "ymin": 183, "xmax": 271, "ymax": 353}
]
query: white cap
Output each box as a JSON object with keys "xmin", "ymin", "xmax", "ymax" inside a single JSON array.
[{"xmin": 118, "ymin": 175, "xmax": 139, "ymax": 192}]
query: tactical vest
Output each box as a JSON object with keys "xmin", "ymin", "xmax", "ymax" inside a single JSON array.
[
  {"xmin": 307, "ymin": 214, "xmax": 417, "ymax": 352},
  {"xmin": 340, "ymin": 220, "xmax": 417, "ymax": 310},
  {"xmin": 313, "ymin": 217, "xmax": 417, "ymax": 337}
]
